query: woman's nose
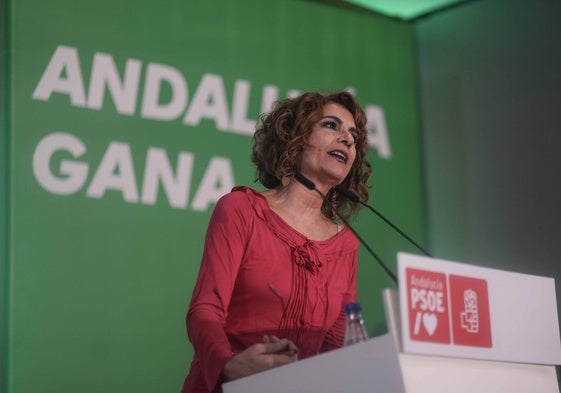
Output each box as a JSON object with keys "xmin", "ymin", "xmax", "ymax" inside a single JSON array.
[{"xmin": 338, "ymin": 129, "xmax": 353, "ymax": 146}]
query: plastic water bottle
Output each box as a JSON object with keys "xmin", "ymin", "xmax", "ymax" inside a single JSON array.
[{"xmin": 344, "ymin": 302, "xmax": 369, "ymax": 346}]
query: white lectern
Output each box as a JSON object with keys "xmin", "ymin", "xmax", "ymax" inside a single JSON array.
[
  {"xmin": 223, "ymin": 333, "xmax": 405, "ymax": 393},
  {"xmin": 223, "ymin": 253, "xmax": 561, "ymax": 393}
]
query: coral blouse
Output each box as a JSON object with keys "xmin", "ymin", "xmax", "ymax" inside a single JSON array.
[{"xmin": 181, "ymin": 187, "xmax": 359, "ymax": 393}]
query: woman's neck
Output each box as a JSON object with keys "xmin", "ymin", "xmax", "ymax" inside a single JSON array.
[{"xmin": 262, "ymin": 182, "xmax": 338, "ymax": 241}]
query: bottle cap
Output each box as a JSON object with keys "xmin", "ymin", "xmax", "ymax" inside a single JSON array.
[{"xmin": 344, "ymin": 302, "xmax": 362, "ymax": 314}]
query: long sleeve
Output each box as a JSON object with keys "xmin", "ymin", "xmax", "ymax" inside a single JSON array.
[{"xmin": 186, "ymin": 192, "xmax": 250, "ymax": 391}]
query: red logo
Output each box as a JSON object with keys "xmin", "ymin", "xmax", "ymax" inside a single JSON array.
[
  {"xmin": 449, "ymin": 275, "xmax": 492, "ymax": 347},
  {"xmin": 406, "ymin": 268, "xmax": 451, "ymax": 344}
]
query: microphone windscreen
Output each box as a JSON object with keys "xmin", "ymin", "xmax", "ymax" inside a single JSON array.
[
  {"xmin": 334, "ymin": 185, "xmax": 361, "ymax": 202},
  {"xmin": 294, "ymin": 173, "xmax": 316, "ymax": 190}
]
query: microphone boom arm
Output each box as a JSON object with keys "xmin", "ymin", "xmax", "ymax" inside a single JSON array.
[{"xmin": 335, "ymin": 185, "xmax": 432, "ymax": 258}]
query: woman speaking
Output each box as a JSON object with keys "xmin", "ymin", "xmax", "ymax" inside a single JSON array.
[{"xmin": 181, "ymin": 91, "xmax": 371, "ymax": 393}]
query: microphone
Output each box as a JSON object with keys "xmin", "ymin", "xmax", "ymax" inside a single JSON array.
[
  {"xmin": 294, "ymin": 173, "xmax": 398, "ymax": 285},
  {"xmin": 334, "ymin": 185, "xmax": 432, "ymax": 257}
]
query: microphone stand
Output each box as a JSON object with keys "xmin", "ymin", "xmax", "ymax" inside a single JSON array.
[{"xmin": 334, "ymin": 185, "xmax": 432, "ymax": 258}]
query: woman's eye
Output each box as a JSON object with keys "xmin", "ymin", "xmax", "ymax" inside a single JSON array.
[{"xmin": 321, "ymin": 120, "xmax": 338, "ymax": 130}]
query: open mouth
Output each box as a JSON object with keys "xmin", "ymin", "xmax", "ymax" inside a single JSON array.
[{"xmin": 328, "ymin": 149, "xmax": 348, "ymax": 164}]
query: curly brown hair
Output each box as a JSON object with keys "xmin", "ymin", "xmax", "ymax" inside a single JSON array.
[{"xmin": 251, "ymin": 91, "xmax": 372, "ymax": 220}]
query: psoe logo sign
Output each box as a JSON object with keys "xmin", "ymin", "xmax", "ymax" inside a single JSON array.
[
  {"xmin": 406, "ymin": 268, "xmax": 493, "ymax": 348},
  {"xmin": 406, "ymin": 268, "xmax": 450, "ymax": 344}
]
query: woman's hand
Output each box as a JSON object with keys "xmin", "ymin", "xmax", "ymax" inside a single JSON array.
[{"xmin": 222, "ymin": 336, "xmax": 298, "ymax": 381}]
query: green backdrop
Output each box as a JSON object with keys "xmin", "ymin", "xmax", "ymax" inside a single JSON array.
[
  {"xmin": 417, "ymin": 0, "xmax": 561, "ymax": 343},
  {"xmin": 2, "ymin": 1, "xmax": 425, "ymax": 392}
]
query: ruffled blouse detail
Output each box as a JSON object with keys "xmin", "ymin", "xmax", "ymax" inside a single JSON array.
[{"xmin": 292, "ymin": 240, "xmax": 323, "ymax": 275}]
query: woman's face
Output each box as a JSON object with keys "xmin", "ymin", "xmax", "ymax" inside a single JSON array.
[{"xmin": 299, "ymin": 102, "xmax": 358, "ymax": 188}]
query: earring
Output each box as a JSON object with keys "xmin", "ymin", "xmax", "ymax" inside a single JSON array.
[
  {"xmin": 281, "ymin": 169, "xmax": 293, "ymax": 187},
  {"xmin": 331, "ymin": 190, "xmax": 337, "ymax": 206}
]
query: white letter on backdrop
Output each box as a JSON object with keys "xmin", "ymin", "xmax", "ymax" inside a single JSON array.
[
  {"xmin": 32, "ymin": 132, "xmax": 89, "ymax": 195},
  {"xmin": 32, "ymin": 46, "xmax": 87, "ymax": 106},
  {"xmin": 287, "ymin": 89, "xmax": 301, "ymax": 99},
  {"xmin": 183, "ymin": 73, "xmax": 229, "ymax": 130},
  {"xmin": 87, "ymin": 53, "xmax": 141, "ymax": 115},
  {"xmin": 141, "ymin": 63, "xmax": 188, "ymax": 121},
  {"xmin": 141, "ymin": 148, "xmax": 194, "ymax": 208},
  {"xmin": 86, "ymin": 142, "xmax": 139, "ymax": 202},
  {"xmin": 365, "ymin": 105, "xmax": 392, "ymax": 159},
  {"xmin": 260, "ymin": 85, "xmax": 279, "ymax": 114},
  {"xmin": 191, "ymin": 157, "xmax": 235, "ymax": 211},
  {"xmin": 230, "ymin": 79, "xmax": 256, "ymax": 135}
]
